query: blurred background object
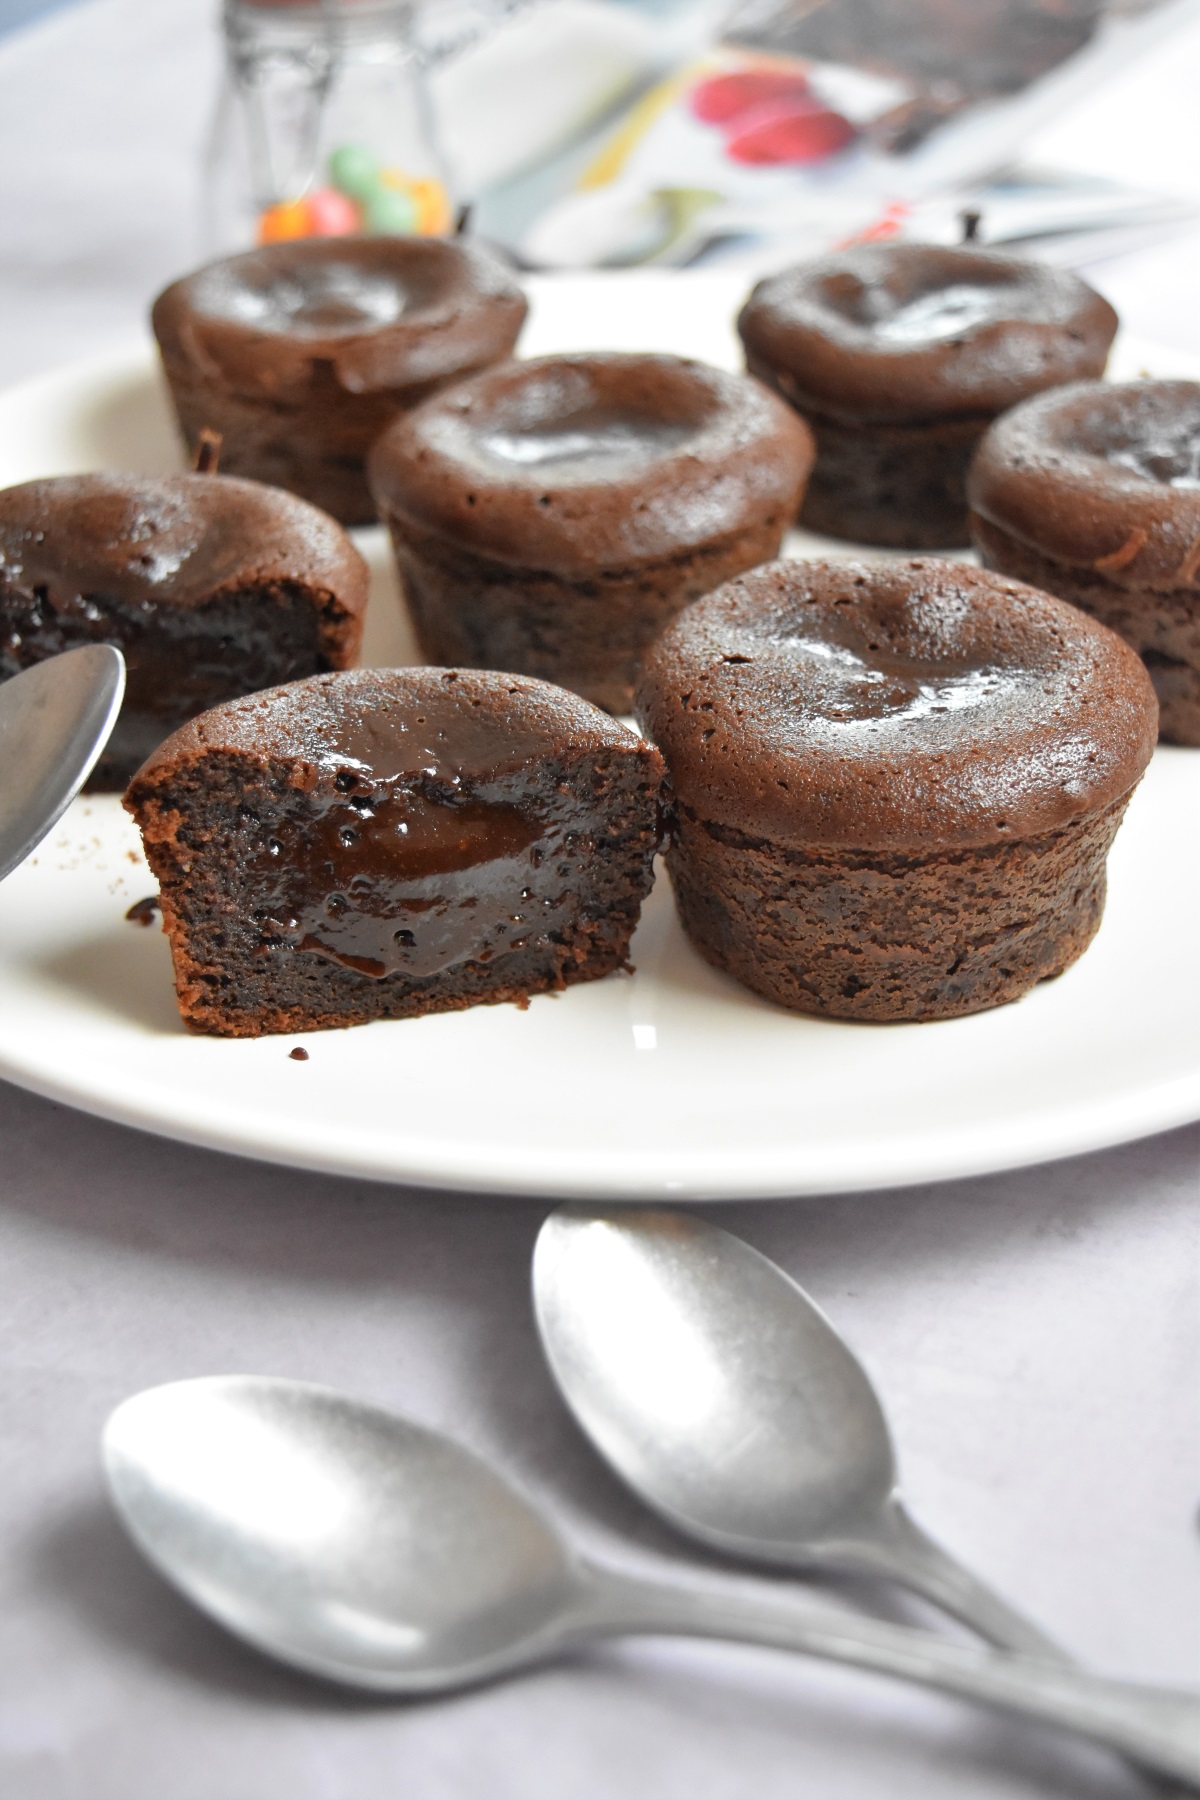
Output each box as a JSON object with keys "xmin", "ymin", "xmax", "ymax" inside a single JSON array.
[
  {"xmin": 505, "ymin": 0, "xmax": 1199, "ymax": 270},
  {"xmin": 0, "ymin": 0, "xmax": 1198, "ymax": 380},
  {"xmin": 0, "ymin": 0, "xmax": 75, "ymax": 28},
  {"xmin": 426, "ymin": 0, "xmax": 681, "ymax": 198},
  {"xmin": 721, "ymin": 0, "xmax": 1110, "ymax": 97},
  {"xmin": 206, "ymin": 0, "xmax": 451, "ymax": 254}
]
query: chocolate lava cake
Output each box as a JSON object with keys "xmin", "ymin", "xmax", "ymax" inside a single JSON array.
[
  {"xmin": 368, "ymin": 351, "xmax": 814, "ymax": 713},
  {"xmin": 0, "ymin": 472, "xmax": 367, "ymax": 789},
  {"xmin": 124, "ymin": 667, "xmax": 665, "ymax": 1036},
  {"xmin": 969, "ymin": 378, "xmax": 1200, "ymax": 745},
  {"xmin": 636, "ymin": 558, "xmax": 1157, "ymax": 1022},
  {"xmin": 737, "ymin": 243, "xmax": 1116, "ymax": 548},
  {"xmin": 152, "ymin": 237, "xmax": 528, "ymax": 525}
]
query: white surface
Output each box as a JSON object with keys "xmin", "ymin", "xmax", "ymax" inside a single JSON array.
[
  {"xmin": 0, "ymin": 278, "xmax": 1196, "ymax": 1199},
  {"xmin": 1, "ymin": 1085, "xmax": 1195, "ymax": 1800}
]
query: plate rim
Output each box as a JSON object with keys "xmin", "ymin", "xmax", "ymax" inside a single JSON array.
[{"xmin": 0, "ymin": 1032, "xmax": 1196, "ymax": 1198}]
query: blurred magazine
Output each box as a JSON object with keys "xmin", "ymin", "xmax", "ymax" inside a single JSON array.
[{"xmin": 518, "ymin": 0, "xmax": 1200, "ymax": 268}]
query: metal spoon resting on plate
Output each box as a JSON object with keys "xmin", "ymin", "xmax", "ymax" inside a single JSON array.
[{"xmin": 0, "ymin": 645, "xmax": 124, "ymax": 882}]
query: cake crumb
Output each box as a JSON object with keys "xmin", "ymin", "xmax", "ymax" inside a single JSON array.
[{"xmin": 125, "ymin": 894, "xmax": 161, "ymax": 927}]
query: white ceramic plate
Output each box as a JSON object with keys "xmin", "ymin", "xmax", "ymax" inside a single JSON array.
[{"xmin": 0, "ymin": 273, "xmax": 1196, "ymax": 1200}]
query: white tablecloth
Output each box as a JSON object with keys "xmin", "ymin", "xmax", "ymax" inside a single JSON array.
[{"xmin": 1, "ymin": 5, "xmax": 1198, "ymax": 1797}]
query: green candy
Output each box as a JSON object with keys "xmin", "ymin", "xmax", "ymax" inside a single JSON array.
[
  {"xmin": 328, "ymin": 143, "xmax": 381, "ymax": 201},
  {"xmin": 363, "ymin": 185, "xmax": 417, "ymax": 236}
]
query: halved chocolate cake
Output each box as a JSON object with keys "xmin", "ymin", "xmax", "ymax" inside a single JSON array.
[
  {"xmin": 124, "ymin": 667, "xmax": 664, "ymax": 1036},
  {"xmin": 0, "ymin": 472, "xmax": 368, "ymax": 789}
]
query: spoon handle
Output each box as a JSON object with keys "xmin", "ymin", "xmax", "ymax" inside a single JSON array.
[
  {"xmin": 830, "ymin": 1500, "xmax": 1069, "ymax": 1664},
  {"xmin": 579, "ymin": 1565, "xmax": 1200, "ymax": 1788}
]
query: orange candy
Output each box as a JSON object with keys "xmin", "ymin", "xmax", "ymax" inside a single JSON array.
[
  {"xmin": 257, "ymin": 198, "xmax": 314, "ymax": 244},
  {"xmin": 410, "ymin": 177, "xmax": 453, "ymax": 236},
  {"xmin": 258, "ymin": 198, "xmax": 313, "ymax": 244}
]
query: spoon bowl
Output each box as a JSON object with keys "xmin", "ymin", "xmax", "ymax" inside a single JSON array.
[
  {"xmin": 533, "ymin": 1206, "xmax": 1066, "ymax": 1660},
  {"xmin": 0, "ymin": 645, "xmax": 125, "ymax": 882},
  {"xmin": 103, "ymin": 1377, "xmax": 585, "ymax": 1690},
  {"xmin": 534, "ymin": 1204, "xmax": 897, "ymax": 1552}
]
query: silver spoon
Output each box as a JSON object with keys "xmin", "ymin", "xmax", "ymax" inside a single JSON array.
[
  {"xmin": 103, "ymin": 1376, "xmax": 1200, "ymax": 1784},
  {"xmin": 0, "ymin": 645, "xmax": 125, "ymax": 881},
  {"xmin": 533, "ymin": 1206, "xmax": 1071, "ymax": 1662}
]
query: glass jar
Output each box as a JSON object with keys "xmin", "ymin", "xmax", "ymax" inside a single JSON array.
[{"xmin": 204, "ymin": 0, "xmax": 453, "ymax": 255}]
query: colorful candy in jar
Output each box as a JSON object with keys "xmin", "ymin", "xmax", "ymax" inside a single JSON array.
[{"xmin": 256, "ymin": 144, "xmax": 452, "ymax": 245}]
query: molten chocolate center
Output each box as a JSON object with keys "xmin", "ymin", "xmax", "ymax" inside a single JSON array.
[{"xmin": 250, "ymin": 779, "xmax": 562, "ymax": 981}]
